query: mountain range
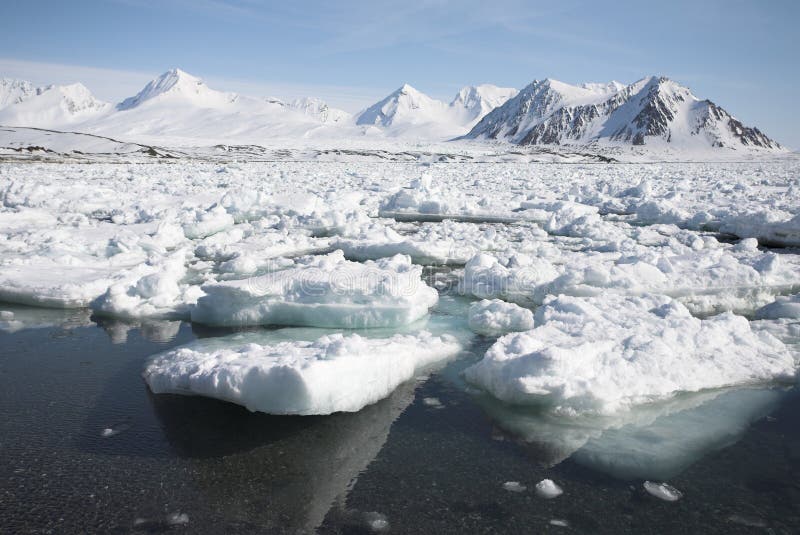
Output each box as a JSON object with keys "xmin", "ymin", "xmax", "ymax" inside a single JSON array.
[{"xmin": 0, "ymin": 68, "xmax": 784, "ymax": 153}]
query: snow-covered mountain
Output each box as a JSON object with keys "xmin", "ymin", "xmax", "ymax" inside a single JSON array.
[
  {"xmin": 449, "ymin": 84, "xmax": 519, "ymax": 125},
  {"xmin": 0, "ymin": 79, "xmax": 110, "ymax": 127},
  {"xmin": 356, "ymin": 84, "xmax": 449, "ymax": 127},
  {"xmin": 0, "ymin": 79, "xmax": 41, "ymax": 109},
  {"xmin": 117, "ymin": 68, "xmax": 236, "ymax": 110},
  {"xmin": 355, "ymin": 83, "xmax": 516, "ymax": 137},
  {"xmin": 463, "ymin": 76, "xmax": 781, "ymax": 151},
  {"xmin": 0, "ymin": 69, "xmax": 784, "ymax": 153},
  {"xmin": 288, "ymin": 97, "xmax": 350, "ymax": 123}
]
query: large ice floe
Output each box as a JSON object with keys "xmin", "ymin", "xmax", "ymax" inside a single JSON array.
[
  {"xmin": 190, "ymin": 251, "xmax": 438, "ymax": 328},
  {"xmin": 464, "ymin": 293, "xmax": 795, "ymax": 415},
  {"xmin": 144, "ymin": 327, "xmax": 464, "ymax": 415}
]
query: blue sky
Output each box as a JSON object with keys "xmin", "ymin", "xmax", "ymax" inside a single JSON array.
[{"xmin": 1, "ymin": 0, "xmax": 798, "ymax": 146}]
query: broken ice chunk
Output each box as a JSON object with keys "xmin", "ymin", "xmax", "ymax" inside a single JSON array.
[
  {"xmin": 755, "ymin": 294, "xmax": 800, "ymax": 320},
  {"xmin": 502, "ymin": 481, "xmax": 527, "ymax": 493},
  {"xmin": 643, "ymin": 481, "xmax": 683, "ymax": 502},
  {"xmin": 534, "ymin": 479, "xmax": 563, "ymax": 499},
  {"xmin": 468, "ymin": 299, "xmax": 534, "ymax": 337}
]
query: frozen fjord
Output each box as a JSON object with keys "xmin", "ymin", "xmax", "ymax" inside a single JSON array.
[{"xmin": 0, "ymin": 159, "xmax": 799, "ymax": 468}]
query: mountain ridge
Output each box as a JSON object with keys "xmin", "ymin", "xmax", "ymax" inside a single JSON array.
[
  {"xmin": 463, "ymin": 75, "xmax": 781, "ymax": 150},
  {"xmin": 0, "ymin": 69, "xmax": 784, "ymax": 152}
]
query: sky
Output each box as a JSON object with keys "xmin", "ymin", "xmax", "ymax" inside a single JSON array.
[{"xmin": 1, "ymin": 0, "xmax": 798, "ymax": 147}]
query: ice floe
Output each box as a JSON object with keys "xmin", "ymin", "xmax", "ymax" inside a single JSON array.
[
  {"xmin": 534, "ymin": 479, "xmax": 563, "ymax": 499},
  {"xmin": 755, "ymin": 293, "xmax": 800, "ymax": 320},
  {"xmin": 467, "ymin": 299, "xmax": 534, "ymax": 336},
  {"xmin": 464, "ymin": 294, "xmax": 795, "ymax": 414},
  {"xmin": 502, "ymin": 481, "xmax": 527, "ymax": 492},
  {"xmin": 643, "ymin": 481, "xmax": 683, "ymax": 502},
  {"xmin": 190, "ymin": 251, "xmax": 438, "ymax": 328},
  {"xmin": 144, "ymin": 330, "xmax": 462, "ymax": 414}
]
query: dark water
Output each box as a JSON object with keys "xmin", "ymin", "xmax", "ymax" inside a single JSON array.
[{"xmin": 1, "ymin": 307, "xmax": 799, "ymax": 534}]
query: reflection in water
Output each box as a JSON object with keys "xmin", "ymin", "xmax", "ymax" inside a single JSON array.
[
  {"xmin": 475, "ymin": 386, "xmax": 788, "ymax": 480},
  {"xmin": 149, "ymin": 380, "xmax": 418, "ymax": 532},
  {"xmin": 92, "ymin": 316, "xmax": 183, "ymax": 344},
  {"xmin": 0, "ymin": 303, "xmax": 94, "ymax": 333},
  {"xmin": 574, "ymin": 388, "xmax": 785, "ymax": 480}
]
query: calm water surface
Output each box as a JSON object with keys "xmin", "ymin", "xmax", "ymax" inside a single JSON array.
[{"xmin": 1, "ymin": 305, "xmax": 799, "ymax": 534}]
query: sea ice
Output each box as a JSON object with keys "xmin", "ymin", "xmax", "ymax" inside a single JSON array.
[
  {"xmin": 190, "ymin": 250, "xmax": 438, "ymax": 328},
  {"xmin": 643, "ymin": 481, "xmax": 683, "ymax": 502},
  {"xmin": 468, "ymin": 299, "xmax": 534, "ymax": 336},
  {"xmin": 464, "ymin": 294, "xmax": 795, "ymax": 414},
  {"xmin": 91, "ymin": 250, "xmax": 203, "ymax": 319},
  {"xmin": 144, "ymin": 330, "xmax": 462, "ymax": 414},
  {"xmin": 755, "ymin": 294, "xmax": 800, "ymax": 320},
  {"xmin": 721, "ymin": 211, "xmax": 800, "ymax": 248},
  {"xmin": 534, "ymin": 479, "xmax": 562, "ymax": 499},
  {"xmin": 502, "ymin": 481, "xmax": 527, "ymax": 492}
]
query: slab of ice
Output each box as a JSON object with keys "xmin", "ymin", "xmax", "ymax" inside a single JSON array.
[
  {"xmin": 190, "ymin": 251, "xmax": 438, "ymax": 328},
  {"xmin": 92, "ymin": 250, "xmax": 203, "ymax": 319},
  {"xmin": 460, "ymin": 253, "xmax": 560, "ymax": 304},
  {"xmin": 380, "ymin": 174, "xmax": 463, "ymax": 216},
  {"xmin": 502, "ymin": 481, "xmax": 527, "ymax": 492},
  {"xmin": 643, "ymin": 481, "xmax": 683, "ymax": 502},
  {"xmin": 468, "ymin": 299, "xmax": 534, "ymax": 337},
  {"xmin": 546, "ymin": 244, "xmax": 800, "ymax": 315},
  {"xmin": 0, "ymin": 260, "xmax": 151, "ymax": 308},
  {"xmin": 379, "ymin": 175, "xmax": 513, "ymax": 222},
  {"xmin": 534, "ymin": 479, "xmax": 562, "ymax": 499},
  {"xmin": 144, "ymin": 330, "xmax": 462, "ymax": 415},
  {"xmin": 755, "ymin": 294, "xmax": 800, "ymax": 320},
  {"xmin": 465, "ymin": 294, "xmax": 795, "ymax": 415},
  {"xmin": 181, "ymin": 205, "xmax": 235, "ymax": 239},
  {"xmin": 331, "ymin": 221, "xmax": 464, "ymax": 265},
  {"xmin": 720, "ymin": 211, "xmax": 800, "ymax": 248}
]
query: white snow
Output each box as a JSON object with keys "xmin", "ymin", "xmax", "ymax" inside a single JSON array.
[
  {"xmin": 144, "ymin": 330, "xmax": 462, "ymax": 415},
  {"xmin": 0, "ymin": 66, "xmax": 797, "ymax": 505}
]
